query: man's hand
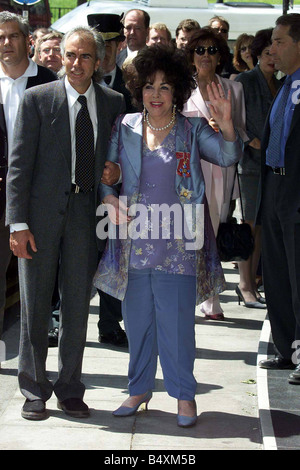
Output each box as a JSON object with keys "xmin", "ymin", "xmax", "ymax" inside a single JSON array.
[
  {"xmin": 101, "ymin": 161, "xmax": 120, "ymax": 186},
  {"xmin": 10, "ymin": 229, "xmax": 37, "ymax": 259},
  {"xmin": 249, "ymin": 137, "xmax": 261, "ymax": 150}
]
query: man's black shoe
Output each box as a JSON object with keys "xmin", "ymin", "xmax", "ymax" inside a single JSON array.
[
  {"xmin": 48, "ymin": 327, "xmax": 59, "ymax": 347},
  {"xmin": 99, "ymin": 329, "xmax": 128, "ymax": 348},
  {"xmin": 57, "ymin": 398, "xmax": 90, "ymax": 418},
  {"xmin": 289, "ymin": 363, "xmax": 300, "ymax": 384},
  {"xmin": 259, "ymin": 356, "xmax": 295, "ymax": 370},
  {"xmin": 21, "ymin": 399, "xmax": 47, "ymax": 420}
]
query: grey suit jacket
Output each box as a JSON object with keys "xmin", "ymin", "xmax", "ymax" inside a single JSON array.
[
  {"xmin": 116, "ymin": 48, "xmax": 128, "ymax": 68},
  {"xmin": 0, "ymin": 65, "xmax": 57, "ymax": 220},
  {"xmin": 6, "ymin": 79, "xmax": 125, "ymax": 249}
]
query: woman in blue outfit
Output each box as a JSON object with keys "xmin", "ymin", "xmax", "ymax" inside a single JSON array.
[{"xmin": 94, "ymin": 45, "xmax": 243, "ymax": 427}]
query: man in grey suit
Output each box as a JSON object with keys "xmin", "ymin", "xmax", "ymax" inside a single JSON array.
[
  {"xmin": 0, "ymin": 12, "xmax": 56, "ymax": 343},
  {"xmin": 6, "ymin": 25, "xmax": 125, "ymax": 420}
]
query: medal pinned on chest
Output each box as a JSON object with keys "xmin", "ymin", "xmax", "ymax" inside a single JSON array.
[{"xmin": 176, "ymin": 152, "xmax": 191, "ymax": 177}]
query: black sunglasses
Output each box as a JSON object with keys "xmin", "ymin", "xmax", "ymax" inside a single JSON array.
[
  {"xmin": 195, "ymin": 46, "xmax": 219, "ymax": 56},
  {"xmin": 240, "ymin": 45, "xmax": 251, "ymax": 52}
]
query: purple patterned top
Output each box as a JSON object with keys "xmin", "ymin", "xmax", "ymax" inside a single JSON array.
[{"xmin": 129, "ymin": 127, "xmax": 196, "ymax": 275}]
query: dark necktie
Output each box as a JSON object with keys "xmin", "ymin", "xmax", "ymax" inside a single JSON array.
[
  {"xmin": 104, "ymin": 75, "xmax": 112, "ymax": 86},
  {"xmin": 75, "ymin": 95, "xmax": 95, "ymax": 192},
  {"xmin": 268, "ymin": 76, "xmax": 292, "ymax": 168}
]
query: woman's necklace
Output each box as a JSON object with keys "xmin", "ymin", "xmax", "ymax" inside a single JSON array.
[{"xmin": 146, "ymin": 112, "xmax": 175, "ymax": 132}]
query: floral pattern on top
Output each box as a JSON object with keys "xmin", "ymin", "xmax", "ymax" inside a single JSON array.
[{"xmin": 129, "ymin": 127, "xmax": 196, "ymax": 275}]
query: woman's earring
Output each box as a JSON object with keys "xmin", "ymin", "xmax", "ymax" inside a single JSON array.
[
  {"xmin": 143, "ymin": 106, "xmax": 147, "ymax": 122},
  {"xmin": 172, "ymin": 104, "xmax": 177, "ymax": 119}
]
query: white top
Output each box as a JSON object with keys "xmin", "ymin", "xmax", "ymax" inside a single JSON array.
[
  {"xmin": 100, "ymin": 67, "xmax": 116, "ymax": 88},
  {"xmin": 0, "ymin": 58, "xmax": 37, "ymax": 159}
]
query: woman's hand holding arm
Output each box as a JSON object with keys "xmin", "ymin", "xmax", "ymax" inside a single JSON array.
[{"xmin": 102, "ymin": 194, "xmax": 130, "ymax": 225}]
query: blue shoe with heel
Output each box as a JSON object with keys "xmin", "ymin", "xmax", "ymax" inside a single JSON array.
[
  {"xmin": 113, "ymin": 391, "xmax": 152, "ymax": 417},
  {"xmin": 177, "ymin": 399, "xmax": 197, "ymax": 427}
]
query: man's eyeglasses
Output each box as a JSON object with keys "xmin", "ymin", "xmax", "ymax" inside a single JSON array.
[
  {"xmin": 195, "ymin": 46, "xmax": 219, "ymax": 56},
  {"xmin": 41, "ymin": 47, "xmax": 61, "ymax": 54},
  {"xmin": 212, "ymin": 27, "xmax": 228, "ymax": 34}
]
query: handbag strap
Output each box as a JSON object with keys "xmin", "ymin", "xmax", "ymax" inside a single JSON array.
[{"xmin": 234, "ymin": 165, "xmax": 246, "ymax": 223}]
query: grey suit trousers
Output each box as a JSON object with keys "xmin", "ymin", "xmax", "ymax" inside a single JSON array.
[
  {"xmin": 18, "ymin": 191, "xmax": 98, "ymax": 402},
  {"xmin": 0, "ymin": 212, "xmax": 11, "ymax": 338}
]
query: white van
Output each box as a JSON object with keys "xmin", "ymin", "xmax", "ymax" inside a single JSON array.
[{"xmin": 51, "ymin": 0, "xmax": 300, "ymax": 40}]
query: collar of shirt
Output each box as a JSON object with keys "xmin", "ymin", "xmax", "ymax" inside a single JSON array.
[
  {"xmin": 267, "ymin": 67, "xmax": 300, "ymax": 167},
  {"xmin": 64, "ymin": 76, "xmax": 95, "ymax": 108},
  {"xmin": 0, "ymin": 57, "xmax": 37, "ymax": 80},
  {"xmin": 101, "ymin": 67, "xmax": 117, "ymax": 88},
  {"xmin": 290, "ymin": 67, "xmax": 300, "ymax": 105},
  {"xmin": 127, "ymin": 47, "xmax": 138, "ymax": 58}
]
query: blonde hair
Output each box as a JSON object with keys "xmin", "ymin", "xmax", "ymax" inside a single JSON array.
[{"xmin": 149, "ymin": 22, "xmax": 172, "ymax": 41}]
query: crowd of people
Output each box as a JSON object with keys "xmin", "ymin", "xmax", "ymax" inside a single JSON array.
[{"xmin": 1, "ymin": 7, "xmax": 300, "ymax": 427}]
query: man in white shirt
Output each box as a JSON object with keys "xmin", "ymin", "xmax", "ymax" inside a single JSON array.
[
  {"xmin": 38, "ymin": 31, "xmax": 64, "ymax": 74},
  {"xmin": 175, "ymin": 19, "xmax": 200, "ymax": 50},
  {"xmin": 6, "ymin": 25, "xmax": 125, "ymax": 420},
  {"xmin": 146, "ymin": 22, "xmax": 172, "ymax": 47},
  {"xmin": 0, "ymin": 12, "xmax": 56, "ymax": 344},
  {"xmin": 116, "ymin": 9, "xmax": 150, "ymax": 67}
]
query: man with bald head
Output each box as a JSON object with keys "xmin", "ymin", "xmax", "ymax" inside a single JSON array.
[{"xmin": 116, "ymin": 9, "xmax": 150, "ymax": 67}]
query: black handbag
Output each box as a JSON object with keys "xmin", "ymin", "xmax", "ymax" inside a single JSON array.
[{"xmin": 216, "ymin": 168, "xmax": 254, "ymax": 262}]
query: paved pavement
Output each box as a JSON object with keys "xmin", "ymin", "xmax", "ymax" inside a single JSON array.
[{"xmin": 0, "ymin": 262, "xmax": 299, "ymax": 452}]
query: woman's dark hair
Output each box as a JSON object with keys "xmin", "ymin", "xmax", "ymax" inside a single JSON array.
[
  {"xmin": 186, "ymin": 27, "xmax": 230, "ymax": 75},
  {"xmin": 125, "ymin": 44, "xmax": 196, "ymax": 111},
  {"xmin": 233, "ymin": 33, "xmax": 256, "ymax": 72},
  {"xmin": 251, "ymin": 28, "xmax": 273, "ymax": 58}
]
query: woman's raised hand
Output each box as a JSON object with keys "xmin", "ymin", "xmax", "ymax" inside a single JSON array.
[{"xmin": 207, "ymin": 82, "xmax": 235, "ymax": 141}]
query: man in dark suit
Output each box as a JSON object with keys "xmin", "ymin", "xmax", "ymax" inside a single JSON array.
[
  {"xmin": 6, "ymin": 25, "xmax": 125, "ymax": 419},
  {"xmin": 37, "ymin": 31, "xmax": 64, "ymax": 75},
  {"xmin": 0, "ymin": 12, "xmax": 57, "ymax": 342},
  {"xmin": 208, "ymin": 16, "xmax": 237, "ymax": 79},
  {"xmin": 87, "ymin": 13, "xmax": 136, "ymax": 348},
  {"xmin": 88, "ymin": 15, "xmax": 135, "ymax": 120},
  {"xmin": 116, "ymin": 9, "xmax": 150, "ymax": 68},
  {"xmin": 258, "ymin": 14, "xmax": 300, "ymax": 383}
]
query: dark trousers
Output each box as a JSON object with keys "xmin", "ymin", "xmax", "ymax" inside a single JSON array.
[
  {"xmin": 261, "ymin": 169, "xmax": 300, "ymax": 361},
  {"xmin": 97, "ymin": 290, "xmax": 122, "ymax": 335},
  {"xmin": 18, "ymin": 192, "xmax": 98, "ymax": 402},
  {"xmin": 0, "ymin": 212, "xmax": 11, "ymax": 338}
]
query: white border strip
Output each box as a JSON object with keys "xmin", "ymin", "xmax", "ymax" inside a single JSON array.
[{"xmin": 257, "ymin": 316, "xmax": 278, "ymax": 451}]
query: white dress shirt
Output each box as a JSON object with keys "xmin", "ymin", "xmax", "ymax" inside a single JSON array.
[
  {"xmin": 100, "ymin": 67, "xmax": 116, "ymax": 88},
  {"xmin": 0, "ymin": 58, "xmax": 38, "ymax": 159}
]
